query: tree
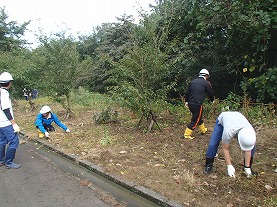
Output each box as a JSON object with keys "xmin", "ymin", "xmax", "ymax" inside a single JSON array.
[
  {"xmin": 0, "ymin": 8, "xmax": 36, "ymax": 110},
  {"xmin": 32, "ymin": 33, "xmax": 80, "ymax": 118},
  {"xmin": 0, "ymin": 7, "xmax": 30, "ymax": 52},
  {"xmin": 108, "ymin": 15, "xmax": 175, "ymax": 132},
  {"xmin": 76, "ymin": 15, "xmax": 136, "ymax": 93},
  {"xmin": 0, "ymin": 48, "xmax": 39, "ymax": 111},
  {"xmin": 152, "ymin": 0, "xmax": 277, "ymax": 102}
]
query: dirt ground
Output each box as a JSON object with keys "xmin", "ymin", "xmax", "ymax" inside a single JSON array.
[{"xmin": 16, "ymin": 101, "xmax": 277, "ymax": 207}]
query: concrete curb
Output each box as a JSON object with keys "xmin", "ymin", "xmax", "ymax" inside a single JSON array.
[{"xmin": 20, "ymin": 132, "xmax": 183, "ymax": 207}]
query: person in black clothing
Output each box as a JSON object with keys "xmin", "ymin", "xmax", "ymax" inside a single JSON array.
[{"xmin": 183, "ymin": 69, "xmax": 214, "ymax": 139}]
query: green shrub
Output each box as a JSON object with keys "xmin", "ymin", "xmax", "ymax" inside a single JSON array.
[{"xmin": 93, "ymin": 107, "xmax": 118, "ymax": 124}]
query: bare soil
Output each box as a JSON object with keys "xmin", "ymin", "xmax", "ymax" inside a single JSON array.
[{"xmin": 16, "ymin": 101, "xmax": 277, "ymax": 207}]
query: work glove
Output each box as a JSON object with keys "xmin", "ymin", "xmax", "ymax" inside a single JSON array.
[
  {"xmin": 244, "ymin": 167, "xmax": 258, "ymax": 178},
  {"xmin": 185, "ymin": 102, "xmax": 189, "ymax": 108},
  {"xmin": 66, "ymin": 129, "xmax": 70, "ymax": 133},
  {"xmin": 13, "ymin": 124, "xmax": 20, "ymax": 133},
  {"xmin": 45, "ymin": 132, "xmax": 49, "ymax": 137},
  {"xmin": 227, "ymin": 165, "xmax": 236, "ymax": 177},
  {"xmin": 244, "ymin": 167, "xmax": 252, "ymax": 178}
]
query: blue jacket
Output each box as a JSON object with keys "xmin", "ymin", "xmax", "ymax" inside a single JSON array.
[{"xmin": 35, "ymin": 112, "xmax": 68, "ymax": 133}]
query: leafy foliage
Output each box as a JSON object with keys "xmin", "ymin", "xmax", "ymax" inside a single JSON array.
[
  {"xmin": 93, "ymin": 107, "xmax": 118, "ymax": 124},
  {"xmin": 153, "ymin": 0, "xmax": 277, "ymax": 102},
  {"xmin": 1, "ymin": 0, "xmax": 276, "ymax": 128},
  {"xmin": 247, "ymin": 67, "xmax": 277, "ymax": 102},
  {"xmin": 0, "ymin": 8, "xmax": 30, "ymax": 52},
  {"xmin": 31, "ymin": 33, "xmax": 80, "ymax": 118},
  {"xmin": 77, "ymin": 15, "xmax": 135, "ymax": 93},
  {"xmin": 108, "ymin": 16, "xmax": 175, "ymax": 131}
]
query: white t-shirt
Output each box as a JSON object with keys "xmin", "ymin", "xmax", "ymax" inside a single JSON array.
[
  {"xmin": 0, "ymin": 88, "xmax": 13, "ymax": 127},
  {"xmin": 218, "ymin": 111, "xmax": 255, "ymax": 144}
]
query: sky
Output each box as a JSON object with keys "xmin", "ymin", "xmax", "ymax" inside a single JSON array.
[{"xmin": 0, "ymin": 0, "xmax": 156, "ymax": 47}]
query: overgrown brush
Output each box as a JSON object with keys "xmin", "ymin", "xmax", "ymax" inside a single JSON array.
[
  {"xmin": 33, "ymin": 90, "xmax": 276, "ymax": 131},
  {"xmin": 93, "ymin": 107, "xmax": 118, "ymax": 124},
  {"xmin": 70, "ymin": 87, "xmax": 115, "ymax": 109}
]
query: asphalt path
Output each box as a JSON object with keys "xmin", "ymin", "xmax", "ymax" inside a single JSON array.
[{"xmin": 0, "ymin": 140, "xmax": 111, "ymax": 207}]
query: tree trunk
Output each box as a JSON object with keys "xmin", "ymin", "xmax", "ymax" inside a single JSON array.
[
  {"xmin": 64, "ymin": 94, "xmax": 75, "ymax": 119},
  {"xmin": 147, "ymin": 110, "xmax": 161, "ymax": 132},
  {"xmin": 28, "ymin": 97, "xmax": 36, "ymax": 112},
  {"xmin": 136, "ymin": 113, "xmax": 145, "ymax": 130}
]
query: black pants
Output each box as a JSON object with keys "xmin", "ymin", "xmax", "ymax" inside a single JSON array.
[
  {"xmin": 42, "ymin": 123, "xmax": 55, "ymax": 132},
  {"xmin": 187, "ymin": 103, "xmax": 204, "ymax": 130}
]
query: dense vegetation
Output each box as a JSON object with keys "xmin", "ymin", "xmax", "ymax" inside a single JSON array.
[
  {"xmin": 0, "ymin": 0, "xmax": 276, "ymax": 127},
  {"xmin": 1, "ymin": 2, "xmax": 276, "ymax": 206}
]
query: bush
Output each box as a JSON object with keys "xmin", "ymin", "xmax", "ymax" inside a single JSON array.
[{"xmin": 93, "ymin": 107, "xmax": 118, "ymax": 124}]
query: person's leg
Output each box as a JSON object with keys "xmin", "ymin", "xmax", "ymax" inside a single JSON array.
[
  {"xmin": 0, "ymin": 129, "xmax": 8, "ymax": 166},
  {"xmin": 184, "ymin": 104, "xmax": 201, "ymax": 139},
  {"xmin": 2, "ymin": 125, "xmax": 21, "ymax": 169},
  {"xmin": 204, "ymin": 119, "xmax": 223, "ymax": 173},
  {"xmin": 188, "ymin": 104, "xmax": 202, "ymax": 130},
  {"xmin": 196, "ymin": 106, "xmax": 208, "ymax": 134},
  {"xmin": 43, "ymin": 123, "xmax": 55, "ymax": 132},
  {"xmin": 47, "ymin": 125, "xmax": 55, "ymax": 132}
]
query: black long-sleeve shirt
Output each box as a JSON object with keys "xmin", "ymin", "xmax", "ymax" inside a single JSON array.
[{"xmin": 185, "ymin": 77, "xmax": 214, "ymax": 105}]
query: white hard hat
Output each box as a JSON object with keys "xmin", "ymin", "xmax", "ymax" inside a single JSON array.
[
  {"xmin": 0, "ymin": 72, "xmax": 14, "ymax": 83},
  {"xmin": 199, "ymin": 69, "xmax": 210, "ymax": 77},
  {"xmin": 40, "ymin": 105, "xmax": 51, "ymax": 114},
  {"xmin": 238, "ymin": 128, "xmax": 256, "ymax": 151}
]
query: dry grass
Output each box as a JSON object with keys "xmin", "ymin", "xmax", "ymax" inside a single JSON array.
[{"xmin": 15, "ymin": 98, "xmax": 277, "ymax": 207}]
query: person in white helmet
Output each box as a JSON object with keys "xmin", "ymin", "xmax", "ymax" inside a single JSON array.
[
  {"xmin": 35, "ymin": 105, "xmax": 70, "ymax": 138},
  {"xmin": 204, "ymin": 111, "xmax": 257, "ymax": 178},
  {"xmin": 0, "ymin": 72, "xmax": 21, "ymax": 169},
  {"xmin": 183, "ymin": 69, "xmax": 214, "ymax": 139}
]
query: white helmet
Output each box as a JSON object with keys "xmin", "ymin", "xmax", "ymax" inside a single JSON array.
[
  {"xmin": 40, "ymin": 105, "xmax": 51, "ymax": 114},
  {"xmin": 0, "ymin": 72, "xmax": 14, "ymax": 83},
  {"xmin": 199, "ymin": 69, "xmax": 210, "ymax": 77},
  {"xmin": 238, "ymin": 128, "xmax": 256, "ymax": 151}
]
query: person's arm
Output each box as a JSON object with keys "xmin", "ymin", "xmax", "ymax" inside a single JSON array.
[
  {"xmin": 184, "ymin": 84, "xmax": 191, "ymax": 102},
  {"xmin": 222, "ymin": 142, "xmax": 236, "ymax": 177},
  {"xmin": 3, "ymin": 108, "xmax": 13, "ymax": 121},
  {"xmin": 52, "ymin": 113, "xmax": 68, "ymax": 130},
  {"xmin": 2, "ymin": 108, "xmax": 20, "ymax": 132},
  {"xmin": 35, "ymin": 115, "xmax": 46, "ymax": 134},
  {"xmin": 244, "ymin": 151, "xmax": 251, "ymax": 167},
  {"xmin": 222, "ymin": 142, "xmax": 232, "ymax": 165},
  {"xmin": 244, "ymin": 150, "xmax": 256, "ymax": 177},
  {"xmin": 206, "ymin": 81, "xmax": 214, "ymax": 102},
  {"xmin": 5, "ymin": 110, "xmax": 20, "ymax": 132}
]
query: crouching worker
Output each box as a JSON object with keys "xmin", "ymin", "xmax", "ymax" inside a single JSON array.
[
  {"xmin": 35, "ymin": 105, "xmax": 70, "ymax": 138},
  {"xmin": 204, "ymin": 111, "xmax": 257, "ymax": 178}
]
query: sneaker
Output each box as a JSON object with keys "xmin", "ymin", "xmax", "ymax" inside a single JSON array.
[{"xmin": 5, "ymin": 162, "xmax": 22, "ymax": 169}]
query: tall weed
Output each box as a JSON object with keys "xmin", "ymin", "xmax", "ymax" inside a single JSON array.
[{"xmin": 71, "ymin": 87, "xmax": 115, "ymax": 109}]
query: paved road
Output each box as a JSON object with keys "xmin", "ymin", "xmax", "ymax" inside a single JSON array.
[{"xmin": 0, "ymin": 140, "xmax": 111, "ymax": 207}]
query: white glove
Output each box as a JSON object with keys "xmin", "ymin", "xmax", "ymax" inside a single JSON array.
[
  {"xmin": 45, "ymin": 132, "xmax": 49, "ymax": 137},
  {"xmin": 244, "ymin": 167, "xmax": 252, "ymax": 178},
  {"xmin": 66, "ymin": 129, "xmax": 70, "ymax": 133},
  {"xmin": 185, "ymin": 102, "xmax": 189, "ymax": 108},
  {"xmin": 227, "ymin": 165, "xmax": 236, "ymax": 177},
  {"xmin": 13, "ymin": 124, "xmax": 20, "ymax": 133}
]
